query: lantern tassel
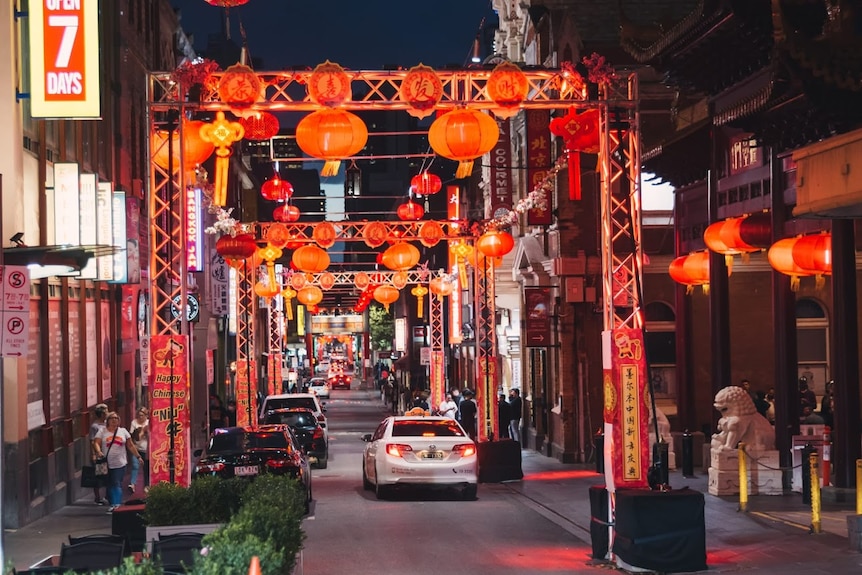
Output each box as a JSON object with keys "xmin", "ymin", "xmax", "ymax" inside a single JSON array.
[
  {"xmin": 417, "ymin": 295, "xmax": 424, "ymax": 318},
  {"xmin": 321, "ymin": 160, "xmax": 341, "ymax": 177},
  {"xmin": 455, "ymin": 160, "xmax": 474, "ymax": 179},
  {"xmin": 285, "ymin": 300, "xmax": 294, "ymax": 321},
  {"xmin": 568, "ymin": 150, "xmax": 581, "ymax": 201},
  {"xmin": 724, "ymin": 254, "xmax": 734, "ymax": 275},
  {"xmin": 458, "ymin": 258, "xmax": 468, "ymax": 286},
  {"xmin": 212, "ymin": 154, "xmax": 230, "ymax": 206},
  {"xmin": 701, "ymin": 284, "xmax": 710, "ymax": 295},
  {"xmin": 790, "ymin": 275, "xmax": 800, "ymax": 292}
]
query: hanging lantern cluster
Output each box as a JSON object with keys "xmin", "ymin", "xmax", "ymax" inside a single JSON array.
[
  {"xmin": 768, "ymin": 232, "xmax": 831, "ymax": 291},
  {"xmin": 428, "ymin": 108, "xmax": 499, "ymax": 178},
  {"xmin": 703, "ymin": 213, "xmax": 771, "ymax": 271},
  {"xmin": 668, "ymin": 251, "xmax": 715, "ymax": 294},
  {"xmin": 295, "ymin": 109, "xmax": 368, "ymax": 177}
]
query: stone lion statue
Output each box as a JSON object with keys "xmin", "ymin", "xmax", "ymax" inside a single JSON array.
[{"xmin": 711, "ymin": 385, "xmax": 775, "ymax": 452}]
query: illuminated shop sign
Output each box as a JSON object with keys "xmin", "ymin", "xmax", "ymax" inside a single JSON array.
[
  {"xmin": 53, "ymin": 163, "xmax": 80, "ymax": 245},
  {"xmin": 78, "ymin": 173, "xmax": 97, "ymax": 279},
  {"xmin": 186, "ymin": 187, "xmax": 202, "ymax": 272},
  {"xmin": 96, "ymin": 182, "xmax": 114, "ymax": 280},
  {"xmin": 28, "ymin": 0, "xmax": 101, "ymax": 118},
  {"xmin": 110, "ymin": 190, "xmax": 127, "ymax": 283}
]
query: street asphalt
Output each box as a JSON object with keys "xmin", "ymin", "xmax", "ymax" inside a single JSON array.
[{"xmin": 3, "ymin": 446, "xmax": 862, "ymax": 573}]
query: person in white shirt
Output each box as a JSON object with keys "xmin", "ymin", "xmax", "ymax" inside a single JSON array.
[
  {"xmin": 94, "ymin": 412, "xmax": 144, "ymax": 512},
  {"xmin": 438, "ymin": 393, "xmax": 457, "ymax": 419}
]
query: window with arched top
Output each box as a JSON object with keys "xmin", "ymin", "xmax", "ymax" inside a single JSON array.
[
  {"xmin": 796, "ymin": 298, "xmax": 830, "ymax": 397},
  {"xmin": 644, "ymin": 302, "xmax": 676, "ymax": 399}
]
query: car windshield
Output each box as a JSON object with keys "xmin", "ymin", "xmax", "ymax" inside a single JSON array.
[
  {"xmin": 265, "ymin": 397, "xmax": 318, "ymax": 412},
  {"xmin": 391, "ymin": 420, "xmax": 466, "ymax": 437},
  {"xmin": 265, "ymin": 412, "xmax": 317, "ymax": 427},
  {"xmin": 208, "ymin": 431, "xmax": 291, "ymax": 453}
]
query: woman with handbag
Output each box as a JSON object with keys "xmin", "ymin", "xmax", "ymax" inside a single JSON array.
[
  {"xmin": 128, "ymin": 407, "xmax": 150, "ymax": 493},
  {"xmin": 94, "ymin": 411, "xmax": 144, "ymax": 512}
]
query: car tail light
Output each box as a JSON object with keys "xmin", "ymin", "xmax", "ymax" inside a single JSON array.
[
  {"xmin": 266, "ymin": 458, "xmax": 292, "ymax": 469},
  {"xmin": 452, "ymin": 444, "xmax": 476, "ymax": 457},
  {"xmin": 385, "ymin": 443, "xmax": 413, "ymax": 458},
  {"xmin": 316, "ymin": 414, "xmax": 326, "ymax": 424},
  {"xmin": 312, "ymin": 427, "xmax": 324, "ymax": 440},
  {"xmin": 195, "ymin": 461, "xmax": 225, "ymax": 473}
]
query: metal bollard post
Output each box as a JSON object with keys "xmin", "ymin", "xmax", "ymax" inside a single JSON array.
[
  {"xmin": 682, "ymin": 429, "xmax": 694, "ymax": 477},
  {"xmin": 856, "ymin": 460, "xmax": 862, "ymax": 515},
  {"xmin": 809, "ymin": 450, "xmax": 821, "ymax": 534},
  {"xmin": 802, "ymin": 443, "xmax": 814, "ymax": 505},
  {"xmin": 595, "ymin": 428, "xmax": 604, "ymax": 474},
  {"xmin": 738, "ymin": 442, "xmax": 748, "ymax": 512}
]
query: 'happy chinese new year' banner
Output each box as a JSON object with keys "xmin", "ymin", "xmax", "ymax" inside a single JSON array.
[
  {"xmin": 149, "ymin": 335, "xmax": 191, "ymax": 486},
  {"xmin": 236, "ymin": 359, "xmax": 259, "ymax": 427},
  {"xmin": 602, "ymin": 328, "xmax": 649, "ymax": 491}
]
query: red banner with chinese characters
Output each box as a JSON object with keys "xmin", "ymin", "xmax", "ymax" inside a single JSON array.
[
  {"xmin": 526, "ymin": 110, "xmax": 552, "ymax": 225},
  {"xmin": 267, "ymin": 353, "xmax": 282, "ymax": 396},
  {"xmin": 431, "ymin": 350, "xmax": 445, "ymax": 412},
  {"xmin": 235, "ymin": 359, "xmax": 258, "ymax": 427},
  {"xmin": 602, "ymin": 328, "xmax": 649, "ymax": 490},
  {"xmin": 149, "ymin": 335, "xmax": 191, "ymax": 486}
]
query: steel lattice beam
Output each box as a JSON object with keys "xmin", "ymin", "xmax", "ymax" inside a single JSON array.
[
  {"xmin": 236, "ymin": 261, "xmax": 256, "ymax": 419},
  {"xmin": 255, "ymin": 221, "xmax": 468, "ymax": 244},
  {"xmin": 429, "ymin": 290, "xmax": 444, "ymax": 410},
  {"xmin": 474, "ymin": 258, "xmax": 497, "ymax": 442}
]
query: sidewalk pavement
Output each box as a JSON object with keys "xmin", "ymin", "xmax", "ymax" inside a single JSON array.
[{"xmin": 4, "ymin": 449, "xmax": 862, "ymax": 573}]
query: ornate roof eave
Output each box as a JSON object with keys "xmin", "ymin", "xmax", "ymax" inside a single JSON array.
[
  {"xmin": 620, "ymin": 0, "xmax": 729, "ymax": 64},
  {"xmin": 712, "ymin": 67, "xmax": 782, "ymax": 126},
  {"xmin": 642, "ymin": 119, "xmax": 712, "ymax": 188}
]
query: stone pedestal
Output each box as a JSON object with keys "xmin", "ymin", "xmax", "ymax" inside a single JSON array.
[{"xmin": 708, "ymin": 448, "xmax": 783, "ymax": 496}]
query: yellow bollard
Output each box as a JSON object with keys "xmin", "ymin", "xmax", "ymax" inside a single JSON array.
[
  {"xmin": 738, "ymin": 442, "xmax": 748, "ymax": 512},
  {"xmin": 856, "ymin": 460, "xmax": 862, "ymax": 515},
  {"xmin": 810, "ymin": 451, "xmax": 821, "ymax": 534}
]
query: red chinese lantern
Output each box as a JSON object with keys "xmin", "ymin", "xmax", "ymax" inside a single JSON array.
[
  {"xmin": 261, "ymin": 176, "xmax": 294, "ymax": 202},
  {"xmin": 151, "ymin": 120, "xmax": 215, "ymax": 174},
  {"xmin": 476, "ymin": 230, "xmax": 515, "ymax": 259},
  {"xmin": 768, "ymin": 237, "xmax": 814, "ymax": 291},
  {"xmin": 381, "ymin": 242, "xmax": 420, "ymax": 271},
  {"xmin": 487, "ymin": 61, "xmax": 529, "ymax": 119},
  {"xmin": 668, "ymin": 251, "xmax": 712, "ymax": 294},
  {"xmin": 410, "ymin": 172, "xmax": 442, "ymax": 195},
  {"xmin": 792, "ymin": 232, "xmax": 831, "ymax": 275},
  {"xmin": 296, "ymin": 286, "xmax": 324, "ymax": 307},
  {"xmin": 240, "ymin": 111, "xmax": 279, "ymax": 141},
  {"xmin": 292, "ymin": 245, "xmax": 330, "ymax": 273},
  {"xmin": 373, "ymin": 284, "xmax": 400, "ymax": 311},
  {"xmin": 703, "ymin": 213, "xmax": 772, "ymax": 270},
  {"xmin": 548, "ymin": 108, "xmax": 599, "ymax": 200},
  {"xmin": 428, "ymin": 109, "xmax": 499, "ymax": 178},
  {"xmin": 215, "ymin": 234, "xmax": 257, "ymax": 268},
  {"xmin": 295, "ymin": 109, "xmax": 368, "ymax": 177},
  {"xmin": 429, "ymin": 276, "xmax": 454, "ymax": 300},
  {"xmin": 273, "ymin": 204, "xmax": 301, "ymax": 222},
  {"xmin": 397, "ymin": 200, "xmax": 425, "ymax": 221}
]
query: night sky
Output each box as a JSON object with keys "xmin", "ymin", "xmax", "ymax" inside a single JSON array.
[{"xmin": 171, "ymin": 0, "xmax": 498, "ymax": 70}]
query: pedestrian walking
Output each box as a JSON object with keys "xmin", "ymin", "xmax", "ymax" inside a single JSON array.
[
  {"xmin": 94, "ymin": 412, "xmax": 144, "ymax": 512},
  {"xmin": 88, "ymin": 403, "xmax": 109, "ymax": 505},
  {"xmin": 459, "ymin": 389, "xmax": 478, "ymax": 440},
  {"xmin": 508, "ymin": 388, "xmax": 523, "ymax": 443},
  {"xmin": 128, "ymin": 407, "xmax": 149, "ymax": 494}
]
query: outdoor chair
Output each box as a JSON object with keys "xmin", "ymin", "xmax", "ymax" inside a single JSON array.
[
  {"xmin": 68, "ymin": 533, "xmax": 129, "ymax": 555},
  {"xmin": 58, "ymin": 540, "xmax": 125, "ymax": 571},
  {"xmin": 152, "ymin": 535, "xmax": 204, "ymax": 571}
]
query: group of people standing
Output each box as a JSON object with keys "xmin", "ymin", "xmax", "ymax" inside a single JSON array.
[
  {"xmin": 88, "ymin": 403, "xmax": 149, "ymax": 512},
  {"xmin": 432, "ymin": 387, "xmax": 523, "ymax": 443}
]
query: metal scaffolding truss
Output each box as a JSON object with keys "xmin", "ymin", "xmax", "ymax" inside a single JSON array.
[
  {"xmin": 285, "ymin": 270, "xmax": 434, "ymax": 287},
  {"xmin": 255, "ymin": 220, "xmax": 468, "ymax": 244},
  {"xmin": 149, "ymin": 69, "xmax": 587, "ymax": 113}
]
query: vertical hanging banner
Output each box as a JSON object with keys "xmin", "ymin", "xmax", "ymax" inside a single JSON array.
[
  {"xmin": 526, "ymin": 110, "xmax": 552, "ymax": 225},
  {"xmin": 28, "ymin": 0, "xmax": 101, "ymax": 118},
  {"xmin": 489, "ymin": 119, "xmax": 513, "ymax": 218},
  {"xmin": 149, "ymin": 335, "xmax": 191, "ymax": 486},
  {"xmin": 267, "ymin": 353, "xmax": 282, "ymax": 396},
  {"xmin": 524, "ymin": 287, "xmax": 551, "ymax": 347},
  {"xmin": 477, "ymin": 356, "xmax": 498, "ymax": 442},
  {"xmin": 602, "ymin": 328, "xmax": 649, "ymax": 491},
  {"xmin": 235, "ymin": 359, "xmax": 259, "ymax": 427}
]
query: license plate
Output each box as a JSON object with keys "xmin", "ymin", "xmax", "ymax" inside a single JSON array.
[
  {"xmin": 235, "ymin": 465, "xmax": 259, "ymax": 476},
  {"xmin": 422, "ymin": 452, "xmax": 444, "ymax": 459}
]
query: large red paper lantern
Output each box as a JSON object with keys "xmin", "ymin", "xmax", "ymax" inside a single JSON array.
[
  {"xmin": 373, "ymin": 285, "xmax": 400, "ymax": 311},
  {"xmin": 410, "ymin": 172, "xmax": 442, "ymax": 195},
  {"xmin": 428, "ymin": 108, "xmax": 499, "ymax": 178},
  {"xmin": 296, "ymin": 286, "xmax": 324, "ymax": 307},
  {"xmin": 295, "ymin": 109, "xmax": 368, "ymax": 177},
  {"xmin": 703, "ymin": 213, "xmax": 772, "ymax": 270},
  {"xmin": 216, "ymin": 234, "xmax": 257, "ymax": 268},
  {"xmin": 151, "ymin": 120, "xmax": 215, "ymax": 174},
  {"xmin": 273, "ymin": 204, "xmax": 301, "ymax": 223},
  {"xmin": 430, "ymin": 276, "xmax": 454, "ymax": 299},
  {"xmin": 792, "ymin": 232, "xmax": 831, "ymax": 275},
  {"xmin": 292, "ymin": 245, "xmax": 330, "ymax": 273},
  {"xmin": 381, "ymin": 243, "xmax": 420, "ymax": 271},
  {"xmin": 261, "ymin": 176, "xmax": 294, "ymax": 202},
  {"xmin": 217, "ymin": 63, "xmax": 261, "ymax": 107},
  {"xmin": 397, "ymin": 200, "xmax": 425, "ymax": 221},
  {"xmin": 205, "ymin": 0, "xmax": 250, "ymax": 6},
  {"xmin": 768, "ymin": 237, "xmax": 814, "ymax": 291},
  {"xmin": 476, "ymin": 230, "xmax": 515, "ymax": 259},
  {"xmin": 240, "ymin": 111, "xmax": 279, "ymax": 141},
  {"xmin": 668, "ymin": 251, "xmax": 711, "ymax": 294}
]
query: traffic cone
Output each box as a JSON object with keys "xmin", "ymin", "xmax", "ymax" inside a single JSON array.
[{"xmin": 248, "ymin": 555, "xmax": 261, "ymax": 575}]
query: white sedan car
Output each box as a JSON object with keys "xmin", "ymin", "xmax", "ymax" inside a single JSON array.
[
  {"xmin": 361, "ymin": 415, "xmax": 478, "ymax": 500},
  {"xmin": 308, "ymin": 377, "xmax": 330, "ymax": 399}
]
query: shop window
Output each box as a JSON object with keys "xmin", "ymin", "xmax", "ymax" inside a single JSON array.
[
  {"xmin": 644, "ymin": 301, "xmax": 676, "ymax": 399},
  {"xmin": 796, "ymin": 298, "xmax": 829, "ymax": 396}
]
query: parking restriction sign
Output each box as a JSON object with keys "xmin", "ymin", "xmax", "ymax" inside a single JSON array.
[{"xmin": 0, "ymin": 266, "xmax": 31, "ymax": 357}]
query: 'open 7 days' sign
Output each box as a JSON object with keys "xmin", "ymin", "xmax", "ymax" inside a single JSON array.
[{"xmin": 28, "ymin": 0, "xmax": 101, "ymax": 119}]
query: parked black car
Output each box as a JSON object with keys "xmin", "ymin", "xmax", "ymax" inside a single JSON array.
[
  {"xmin": 263, "ymin": 408, "xmax": 329, "ymax": 469},
  {"xmin": 193, "ymin": 425, "xmax": 312, "ymax": 512}
]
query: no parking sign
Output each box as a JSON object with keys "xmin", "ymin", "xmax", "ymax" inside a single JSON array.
[{"xmin": 0, "ymin": 266, "xmax": 31, "ymax": 357}]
